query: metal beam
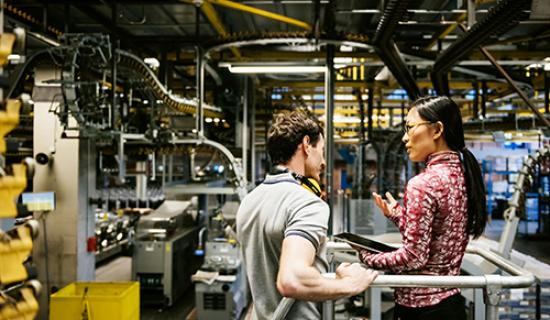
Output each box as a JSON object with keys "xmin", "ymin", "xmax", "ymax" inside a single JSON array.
[
  {"xmin": 325, "ymin": 44, "xmax": 335, "ymax": 224},
  {"xmin": 457, "ymin": 24, "xmax": 550, "ymax": 127},
  {"xmin": 197, "ymin": 1, "xmax": 242, "ymax": 58},
  {"xmin": 165, "ymin": 49, "xmax": 550, "ymax": 62},
  {"xmin": 545, "ymin": 74, "xmax": 549, "ymax": 114},
  {"xmin": 159, "ymin": 4, "xmax": 189, "ymax": 36},
  {"xmin": 77, "ymin": 5, "xmax": 132, "ymax": 39},
  {"xmin": 480, "ymin": 47, "xmax": 550, "ymax": 127},
  {"xmin": 207, "ymin": 0, "xmax": 312, "ymax": 30},
  {"xmin": 431, "ymin": 0, "xmax": 532, "ymax": 95},
  {"xmin": 425, "ymin": 12, "xmax": 466, "ymax": 50}
]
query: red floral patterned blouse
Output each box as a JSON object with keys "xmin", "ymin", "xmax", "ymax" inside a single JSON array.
[{"xmin": 359, "ymin": 151, "xmax": 469, "ymax": 307}]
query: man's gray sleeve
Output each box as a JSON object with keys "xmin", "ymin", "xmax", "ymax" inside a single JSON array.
[{"xmin": 284, "ymin": 197, "xmax": 329, "ymax": 251}]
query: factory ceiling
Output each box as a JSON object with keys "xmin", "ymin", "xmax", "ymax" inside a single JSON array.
[{"xmin": 3, "ymin": 0, "xmax": 550, "ymax": 135}]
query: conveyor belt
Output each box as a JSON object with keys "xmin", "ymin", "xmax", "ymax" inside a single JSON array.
[
  {"xmin": 6, "ymin": 47, "xmax": 223, "ymax": 119},
  {"xmin": 205, "ymin": 31, "xmax": 372, "ymax": 55},
  {"xmin": 116, "ymin": 50, "xmax": 222, "ymax": 118}
]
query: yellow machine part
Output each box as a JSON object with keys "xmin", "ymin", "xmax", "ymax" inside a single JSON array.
[
  {"xmin": 0, "ymin": 287, "xmax": 39, "ymax": 320},
  {"xmin": 0, "ymin": 225, "xmax": 33, "ymax": 285},
  {"xmin": 0, "ymin": 99, "xmax": 22, "ymax": 154},
  {"xmin": 0, "ymin": 33, "xmax": 16, "ymax": 67},
  {"xmin": 0, "ymin": 164, "xmax": 27, "ymax": 218}
]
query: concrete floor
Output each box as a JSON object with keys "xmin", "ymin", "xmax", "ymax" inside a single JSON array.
[{"xmin": 483, "ymin": 219, "xmax": 550, "ymax": 265}]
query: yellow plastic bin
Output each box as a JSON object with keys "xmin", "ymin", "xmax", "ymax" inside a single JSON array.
[{"xmin": 49, "ymin": 282, "xmax": 139, "ymax": 320}]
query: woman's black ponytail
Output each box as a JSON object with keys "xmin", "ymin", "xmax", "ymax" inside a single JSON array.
[
  {"xmin": 460, "ymin": 148, "xmax": 487, "ymax": 238},
  {"xmin": 411, "ymin": 96, "xmax": 487, "ymax": 238}
]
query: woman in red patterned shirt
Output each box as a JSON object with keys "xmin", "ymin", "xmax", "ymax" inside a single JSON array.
[{"xmin": 353, "ymin": 96, "xmax": 487, "ymax": 320}]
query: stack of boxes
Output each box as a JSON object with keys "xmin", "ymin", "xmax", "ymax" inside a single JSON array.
[{"xmin": 498, "ymin": 279, "xmax": 550, "ymax": 319}]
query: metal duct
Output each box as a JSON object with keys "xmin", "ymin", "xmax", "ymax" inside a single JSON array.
[
  {"xmin": 431, "ymin": 0, "xmax": 532, "ymax": 95},
  {"xmin": 372, "ymin": 0, "xmax": 421, "ymax": 100}
]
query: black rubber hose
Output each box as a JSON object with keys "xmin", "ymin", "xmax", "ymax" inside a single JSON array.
[{"xmin": 432, "ymin": 0, "xmax": 532, "ymax": 95}]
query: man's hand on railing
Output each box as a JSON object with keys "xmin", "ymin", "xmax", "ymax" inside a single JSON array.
[{"xmin": 335, "ymin": 262, "xmax": 378, "ymax": 296}]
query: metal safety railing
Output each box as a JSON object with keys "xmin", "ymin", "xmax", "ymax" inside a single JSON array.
[{"xmin": 272, "ymin": 242, "xmax": 537, "ymax": 320}]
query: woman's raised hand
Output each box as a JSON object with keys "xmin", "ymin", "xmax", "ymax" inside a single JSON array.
[{"xmin": 372, "ymin": 192, "xmax": 397, "ymax": 218}]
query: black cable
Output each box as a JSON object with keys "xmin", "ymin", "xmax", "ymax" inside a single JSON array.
[{"xmin": 39, "ymin": 212, "xmax": 51, "ymax": 302}]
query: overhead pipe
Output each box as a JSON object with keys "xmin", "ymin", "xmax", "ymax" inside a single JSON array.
[
  {"xmin": 206, "ymin": 0, "xmax": 312, "ymax": 31},
  {"xmin": 431, "ymin": 0, "xmax": 532, "ymax": 95},
  {"xmin": 372, "ymin": 0, "xmax": 420, "ymax": 100},
  {"xmin": 171, "ymin": 138, "xmax": 248, "ymax": 199},
  {"xmin": 457, "ymin": 23, "xmax": 550, "ymax": 128}
]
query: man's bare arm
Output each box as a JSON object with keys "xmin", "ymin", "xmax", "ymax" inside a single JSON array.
[{"xmin": 276, "ymin": 236, "xmax": 377, "ymax": 302}]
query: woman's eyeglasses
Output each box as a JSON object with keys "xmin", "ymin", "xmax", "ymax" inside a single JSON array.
[{"xmin": 403, "ymin": 121, "xmax": 434, "ymax": 134}]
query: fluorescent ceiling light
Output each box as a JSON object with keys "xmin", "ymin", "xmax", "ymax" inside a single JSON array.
[
  {"xmin": 6, "ymin": 54, "xmax": 24, "ymax": 64},
  {"xmin": 334, "ymin": 94, "xmax": 356, "ymax": 101},
  {"xmin": 340, "ymin": 45, "xmax": 354, "ymax": 52},
  {"xmin": 525, "ymin": 63, "xmax": 542, "ymax": 69},
  {"xmin": 334, "ymin": 57, "xmax": 353, "ymax": 69},
  {"xmin": 144, "ymin": 57, "xmax": 160, "ymax": 69},
  {"xmin": 226, "ymin": 65, "xmax": 326, "ymax": 74}
]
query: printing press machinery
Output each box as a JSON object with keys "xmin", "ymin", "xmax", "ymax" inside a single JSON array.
[
  {"xmin": 132, "ymin": 200, "xmax": 200, "ymax": 306},
  {"xmin": 194, "ymin": 241, "xmax": 248, "ymax": 320}
]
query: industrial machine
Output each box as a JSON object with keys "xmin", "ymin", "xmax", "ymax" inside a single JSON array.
[
  {"xmin": 194, "ymin": 241, "xmax": 248, "ymax": 320},
  {"xmin": 94, "ymin": 210, "xmax": 136, "ymax": 263},
  {"xmin": 0, "ymin": 28, "xmax": 42, "ymax": 319},
  {"xmin": 132, "ymin": 200, "xmax": 199, "ymax": 306}
]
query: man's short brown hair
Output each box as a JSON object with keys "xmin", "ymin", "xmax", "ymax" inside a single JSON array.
[{"xmin": 267, "ymin": 110, "xmax": 323, "ymax": 165}]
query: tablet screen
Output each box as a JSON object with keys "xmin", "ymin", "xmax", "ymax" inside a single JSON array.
[{"xmin": 334, "ymin": 232, "xmax": 397, "ymax": 253}]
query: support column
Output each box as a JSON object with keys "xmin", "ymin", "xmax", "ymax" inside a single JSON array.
[
  {"xmin": 325, "ymin": 45, "xmax": 335, "ymax": 221},
  {"xmin": 545, "ymin": 73, "xmax": 549, "ymax": 114},
  {"xmin": 250, "ymin": 80, "xmax": 256, "ymax": 187},
  {"xmin": 473, "ymin": 81, "xmax": 479, "ymax": 119},
  {"xmin": 467, "ymin": 0, "xmax": 476, "ymax": 27},
  {"xmin": 368, "ymin": 85, "xmax": 374, "ymax": 140},
  {"xmin": 196, "ymin": 49, "xmax": 205, "ymax": 136},
  {"xmin": 242, "ymin": 76, "xmax": 249, "ymax": 187},
  {"xmin": 32, "ymin": 68, "xmax": 96, "ymax": 318},
  {"xmin": 110, "ymin": 4, "xmax": 118, "ymax": 130},
  {"xmin": 357, "ymin": 89, "xmax": 366, "ymax": 199},
  {"xmin": 481, "ymin": 80, "xmax": 488, "ymax": 119}
]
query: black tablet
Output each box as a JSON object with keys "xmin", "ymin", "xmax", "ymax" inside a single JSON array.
[{"xmin": 334, "ymin": 232, "xmax": 397, "ymax": 253}]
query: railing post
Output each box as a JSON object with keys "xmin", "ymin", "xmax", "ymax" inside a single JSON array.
[
  {"xmin": 368, "ymin": 287, "xmax": 382, "ymax": 320},
  {"xmin": 483, "ymin": 275, "xmax": 503, "ymax": 320},
  {"xmin": 322, "ymin": 255, "xmax": 336, "ymax": 320}
]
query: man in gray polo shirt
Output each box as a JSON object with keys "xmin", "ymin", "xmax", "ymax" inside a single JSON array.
[{"xmin": 237, "ymin": 110, "xmax": 377, "ymax": 319}]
